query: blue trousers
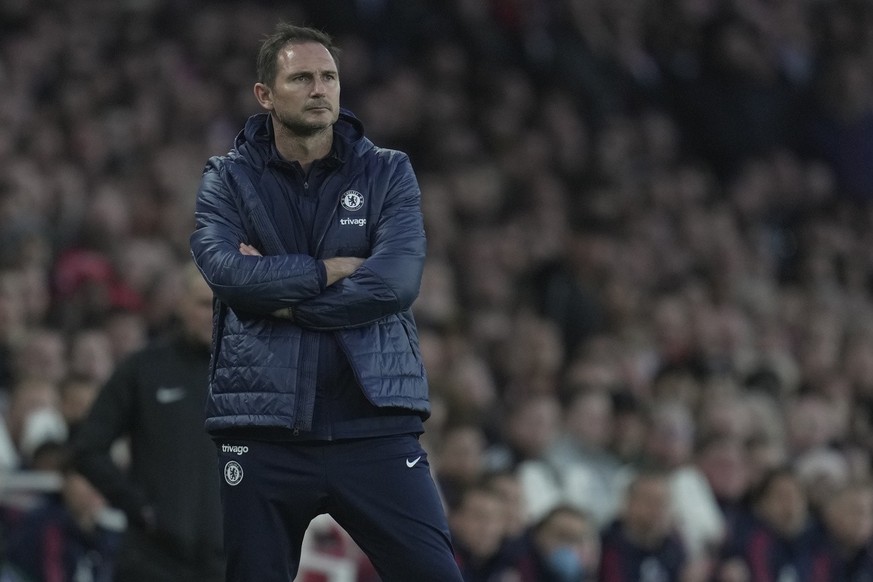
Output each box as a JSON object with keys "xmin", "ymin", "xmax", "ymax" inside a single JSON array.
[{"xmin": 215, "ymin": 434, "xmax": 463, "ymax": 582}]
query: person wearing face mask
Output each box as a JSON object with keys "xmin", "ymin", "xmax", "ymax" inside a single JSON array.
[{"xmin": 512, "ymin": 504, "xmax": 601, "ymax": 582}]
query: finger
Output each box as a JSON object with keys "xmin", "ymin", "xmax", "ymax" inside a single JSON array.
[
  {"xmin": 270, "ymin": 308, "xmax": 293, "ymax": 319},
  {"xmin": 239, "ymin": 243, "xmax": 262, "ymax": 256}
]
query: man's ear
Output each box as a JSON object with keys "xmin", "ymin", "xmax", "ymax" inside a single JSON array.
[{"xmin": 253, "ymin": 83, "xmax": 273, "ymax": 111}]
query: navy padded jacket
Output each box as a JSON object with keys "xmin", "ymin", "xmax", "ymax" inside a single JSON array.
[{"xmin": 189, "ymin": 110, "xmax": 429, "ymax": 434}]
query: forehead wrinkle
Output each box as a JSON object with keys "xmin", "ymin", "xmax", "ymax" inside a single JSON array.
[{"xmin": 277, "ymin": 44, "xmax": 337, "ymax": 73}]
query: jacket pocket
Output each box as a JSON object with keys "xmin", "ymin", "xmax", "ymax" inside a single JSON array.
[{"xmin": 381, "ymin": 312, "xmax": 424, "ymax": 377}]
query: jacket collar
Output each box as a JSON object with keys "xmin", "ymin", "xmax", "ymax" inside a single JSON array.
[{"xmin": 234, "ymin": 108, "xmax": 365, "ymax": 169}]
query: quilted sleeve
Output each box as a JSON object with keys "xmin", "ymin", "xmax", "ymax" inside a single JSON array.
[
  {"xmin": 189, "ymin": 157, "xmax": 325, "ymax": 315},
  {"xmin": 293, "ymin": 152, "xmax": 426, "ymax": 330}
]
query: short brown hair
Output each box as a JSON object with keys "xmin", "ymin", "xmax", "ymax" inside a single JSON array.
[{"xmin": 256, "ymin": 23, "xmax": 339, "ymax": 87}]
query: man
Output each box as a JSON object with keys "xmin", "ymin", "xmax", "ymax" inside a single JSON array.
[
  {"xmin": 72, "ymin": 264, "xmax": 224, "ymax": 581},
  {"xmin": 598, "ymin": 469, "xmax": 688, "ymax": 582},
  {"xmin": 189, "ymin": 23, "xmax": 463, "ymax": 581},
  {"xmin": 449, "ymin": 482, "xmax": 518, "ymax": 581},
  {"xmin": 511, "ymin": 504, "xmax": 601, "ymax": 582},
  {"xmin": 720, "ymin": 466, "xmax": 832, "ymax": 582},
  {"xmin": 821, "ymin": 479, "xmax": 873, "ymax": 581}
]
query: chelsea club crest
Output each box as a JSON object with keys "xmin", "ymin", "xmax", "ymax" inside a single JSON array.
[
  {"xmin": 224, "ymin": 460, "xmax": 244, "ymax": 486},
  {"xmin": 341, "ymin": 190, "xmax": 364, "ymax": 211}
]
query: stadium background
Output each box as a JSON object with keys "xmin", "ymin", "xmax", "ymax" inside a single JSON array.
[{"xmin": 1, "ymin": 0, "xmax": 873, "ymax": 580}]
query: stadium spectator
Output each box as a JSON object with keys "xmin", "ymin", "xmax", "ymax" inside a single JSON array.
[
  {"xmin": 641, "ymin": 399, "xmax": 726, "ymax": 563},
  {"xmin": 434, "ymin": 421, "xmax": 490, "ymax": 509},
  {"xmin": 2, "ymin": 1, "xmax": 873, "ymax": 579},
  {"xmin": 2, "ymin": 462, "xmax": 121, "ymax": 582},
  {"xmin": 720, "ymin": 465, "xmax": 832, "ymax": 582},
  {"xmin": 0, "ymin": 378, "xmax": 63, "ymax": 470},
  {"xmin": 485, "ymin": 392, "xmax": 566, "ymax": 522},
  {"xmin": 483, "ymin": 469, "xmax": 529, "ymax": 540},
  {"xmin": 548, "ymin": 387, "xmax": 627, "ymax": 528},
  {"xmin": 66, "ymin": 329, "xmax": 114, "ymax": 386},
  {"xmin": 511, "ymin": 504, "xmax": 601, "ymax": 582},
  {"xmin": 821, "ymin": 479, "xmax": 873, "ymax": 580},
  {"xmin": 598, "ymin": 469, "xmax": 689, "ymax": 582},
  {"xmin": 449, "ymin": 481, "xmax": 519, "ymax": 582},
  {"xmin": 694, "ymin": 434, "xmax": 754, "ymax": 549}
]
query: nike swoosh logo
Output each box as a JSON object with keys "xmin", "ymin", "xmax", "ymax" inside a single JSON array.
[
  {"xmin": 406, "ymin": 456, "xmax": 422, "ymax": 468},
  {"xmin": 156, "ymin": 387, "xmax": 186, "ymax": 404}
]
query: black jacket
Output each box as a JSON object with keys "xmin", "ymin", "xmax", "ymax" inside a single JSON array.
[
  {"xmin": 189, "ymin": 110, "xmax": 430, "ymax": 434},
  {"xmin": 72, "ymin": 332, "xmax": 224, "ymax": 580}
]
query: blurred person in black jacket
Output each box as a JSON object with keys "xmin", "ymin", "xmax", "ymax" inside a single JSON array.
[{"xmin": 72, "ymin": 263, "xmax": 224, "ymax": 582}]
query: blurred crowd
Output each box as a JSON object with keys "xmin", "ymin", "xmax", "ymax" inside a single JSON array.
[{"xmin": 2, "ymin": 0, "xmax": 873, "ymax": 580}]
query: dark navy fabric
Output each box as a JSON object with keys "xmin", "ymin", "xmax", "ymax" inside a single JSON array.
[
  {"xmin": 725, "ymin": 517, "xmax": 833, "ymax": 582},
  {"xmin": 830, "ymin": 544, "xmax": 873, "ymax": 582},
  {"xmin": 4, "ymin": 494, "xmax": 122, "ymax": 582},
  {"xmin": 215, "ymin": 434, "xmax": 462, "ymax": 582},
  {"xmin": 253, "ymin": 121, "xmax": 422, "ymax": 441},
  {"xmin": 190, "ymin": 110, "xmax": 430, "ymax": 435},
  {"xmin": 598, "ymin": 519, "xmax": 687, "ymax": 582}
]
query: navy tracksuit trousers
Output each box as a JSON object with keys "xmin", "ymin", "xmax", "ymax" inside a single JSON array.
[{"xmin": 215, "ymin": 433, "xmax": 463, "ymax": 581}]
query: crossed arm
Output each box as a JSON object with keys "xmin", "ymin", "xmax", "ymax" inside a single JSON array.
[
  {"xmin": 238, "ymin": 242, "xmax": 364, "ymax": 319},
  {"xmin": 192, "ymin": 154, "xmax": 425, "ymax": 330}
]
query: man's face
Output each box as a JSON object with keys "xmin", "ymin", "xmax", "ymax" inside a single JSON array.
[
  {"xmin": 624, "ymin": 477, "xmax": 673, "ymax": 544},
  {"xmin": 258, "ymin": 42, "xmax": 340, "ymax": 136},
  {"xmin": 824, "ymin": 488, "xmax": 873, "ymax": 549},
  {"xmin": 449, "ymin": 490, "xmax": 506, "ymax": 560},
  {"xmin": 756, "ymin": 474, "xmax": 808, "ymax": 538}
]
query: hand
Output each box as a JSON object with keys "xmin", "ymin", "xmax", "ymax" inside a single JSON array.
[
  {"xmin": 240, "ymin": 243, "xmax": 262, "ymax": 256},
  {"xmin": 323, "ymin": 257, "xmax": 365, "ymax": 286},
  {"xmin": 271, "ymin": 307, "xmax": 294, "ymax": 320}
]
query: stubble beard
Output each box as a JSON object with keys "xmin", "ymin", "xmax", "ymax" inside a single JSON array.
[{"xmin": 275, "ymin": 109, "xmax": 335, "ymax": 138}]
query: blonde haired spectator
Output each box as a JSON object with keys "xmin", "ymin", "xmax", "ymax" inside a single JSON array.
[{"xmin": 642, "ymin": 399, "xmax": 726, "ymax": 569}]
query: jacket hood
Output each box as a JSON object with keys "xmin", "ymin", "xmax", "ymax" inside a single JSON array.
[{"xmin": 233, "ymin": 108, "xmax": 366, "ymax": 166}]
